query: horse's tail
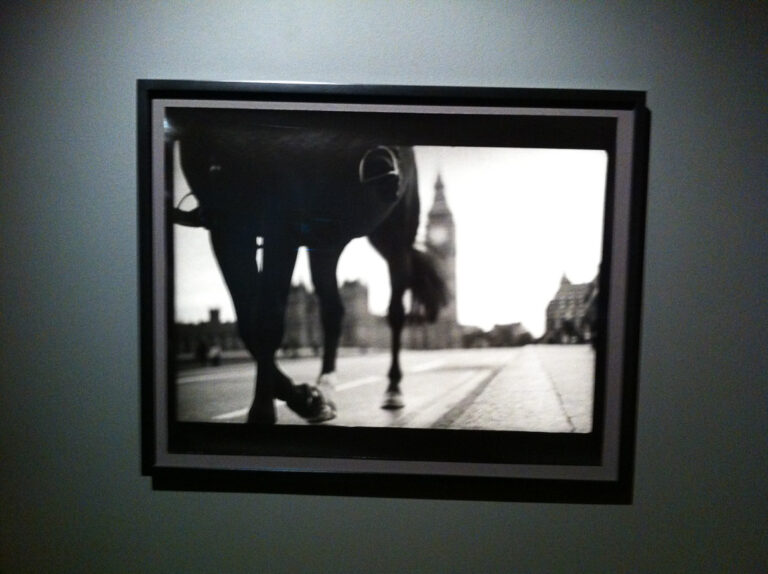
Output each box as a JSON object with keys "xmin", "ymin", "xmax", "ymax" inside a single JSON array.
[{"xmin": 408, "ymin": 248, "xmax": 448, "ymax": 323}]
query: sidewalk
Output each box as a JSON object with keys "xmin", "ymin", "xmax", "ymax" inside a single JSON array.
[{"xmin": 447, "ymin": 345, "xmax": 594, "ymax": 433}]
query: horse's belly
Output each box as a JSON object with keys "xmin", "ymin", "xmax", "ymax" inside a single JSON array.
[{"xmin": 182, "ymin": 141, "xmax": 398, "ymax": 245}]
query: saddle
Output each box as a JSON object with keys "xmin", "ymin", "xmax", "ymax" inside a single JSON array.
[{"xmin": 171, "ymin": 145, "xmax": 404, "ymax": 231}]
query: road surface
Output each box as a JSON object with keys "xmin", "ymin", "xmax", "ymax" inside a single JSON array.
[{"xmin": 176, "ymin": 345, "xmax": 594, "ymax": 433}]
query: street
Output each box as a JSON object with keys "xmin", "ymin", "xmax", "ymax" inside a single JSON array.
[{"xmin": 175, "ymin": 345, "xmax": 594, "ymax": 433}]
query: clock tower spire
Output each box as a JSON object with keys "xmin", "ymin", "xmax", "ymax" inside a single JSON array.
[{"xmin": 426, "ymin": 173, "xmax": 456, "ymax": 257}]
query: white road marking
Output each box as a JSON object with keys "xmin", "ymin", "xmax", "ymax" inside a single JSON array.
[
  {"xmin": 212, "ymin": 407, "xmax": 249, "ymax": 421},
  {"xmin": 337, "ymin": 375, "xmax": 384, "ymax": 392},
  {"xmin": 177, "ymin": 365, "xmax": 254, "ymax": 384},
  {"xmin": 331, "ymin": 359, "xmax": 444, "ymax": 393},
  {"xmin": 408, "ymin": 359, "xmax": 445, "ymax": 373}
]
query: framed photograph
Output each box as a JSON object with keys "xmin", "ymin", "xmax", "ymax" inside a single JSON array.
[{"xmin": 138, "ymin": 80, "xmax": 649, "ymax": 503}]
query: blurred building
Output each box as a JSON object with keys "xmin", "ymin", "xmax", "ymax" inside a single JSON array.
[
  {"xmin": 542, "ymin": 274, "xmax": 598, "ymax": 344},
  {"xmin": 175, "ymin": 308, "xmax": 243, "ymax": 359},
  {"xmin": 282, "ymin": 284, "xmax": 321, "ymax": 356}
]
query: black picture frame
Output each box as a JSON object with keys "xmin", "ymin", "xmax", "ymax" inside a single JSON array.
[{"xmin": 138, "ymin": 80, "xmax": 649, "ymax": 503}]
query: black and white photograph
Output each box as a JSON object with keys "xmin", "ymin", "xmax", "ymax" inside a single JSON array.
[
  {"xmin": 173, "ymin": 144, "xmax": 606, "ymax": 434},
  {"xmin": 138, "ymin": 81, "xmax": 648, "ymax": 501}
]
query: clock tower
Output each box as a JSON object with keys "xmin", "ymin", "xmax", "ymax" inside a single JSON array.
[
  {"xmin": 426, "ymin": 175, "xmax": 454, "ymax": 252},
  {"xmin": 418, "ymin": 173, "xmax": 462, "ymax": 348}
]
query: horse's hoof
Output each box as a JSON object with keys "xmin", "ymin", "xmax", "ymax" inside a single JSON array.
[
  {"xmin": 287, "ymin": 383, "xmax": 337, "ymax": 424},
  {"xmin": 381, "ymin": 390, "xmax": 404, "ymax": 410},
  {"xmin": 305, "ymin": 402, "xmax": 337, "ymax": 424},
  {"xmin": 309, "ymin": 375, "xmax": 338, "ymax": 424},
  {"xmin": 316, "ymin": 373, "xmax": 338, "ymax": 408}
]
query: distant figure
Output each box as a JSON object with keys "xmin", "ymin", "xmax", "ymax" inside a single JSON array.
[
  {"xmin": 207, "ymin": 344, "xmax": 222, "ymax": 367},
  {"xmin": 195, "ymin": 340, "xmax": 209, "ymax": 366}
]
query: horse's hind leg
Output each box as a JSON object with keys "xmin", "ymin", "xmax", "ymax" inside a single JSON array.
[{"xmin": 381, "ymin": 254, "xmax": 410, "ymax": 409}]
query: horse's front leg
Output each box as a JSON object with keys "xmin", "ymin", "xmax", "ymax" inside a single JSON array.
[
  {"xmin": 309, "ymin": 245, "xmax": 345, "ymax": 408},
  {"xmin": 248, "ymin": 233, "xmax": 297, "ymax": 423},
  {"xmin": 209, "ymin": 226, "xmax": 282, "ymax": 423},
  {"xmin": 209, "ymin": 227, "xmax": 333, "ymax": 424},
  {"xmin": 249, "ymin": 233, "xmax": 335, "ymax": 424}
]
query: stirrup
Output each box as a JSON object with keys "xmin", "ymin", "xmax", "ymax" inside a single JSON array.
[
  {"xmin": 359, "ymin": 146, "xmax": 402, "ymax": 202},
  {"xmin": 171, "ymin": 206, "xmax": 207, "ymax": 228}
]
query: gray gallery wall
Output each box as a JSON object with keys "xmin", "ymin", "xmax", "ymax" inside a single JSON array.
[{"xmin": 1, "ymin": 2, "xmax": 766, "ymax": 572}]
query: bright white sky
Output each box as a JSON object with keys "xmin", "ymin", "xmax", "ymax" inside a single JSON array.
[{"xmin": 174, "ymin": 145, "xmax": 607, "ymax": 337}]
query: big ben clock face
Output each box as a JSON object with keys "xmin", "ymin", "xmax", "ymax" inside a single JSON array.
[{"xmin": 428, "ymin": 225, "xmax": 449, "ymax": 245}]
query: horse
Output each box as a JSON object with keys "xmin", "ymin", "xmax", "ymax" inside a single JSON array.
[{"xmin": 166, "ymin": 107, "xmax": 447, "ymax": 424}]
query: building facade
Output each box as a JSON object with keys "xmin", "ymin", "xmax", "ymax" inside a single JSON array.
[
  {"xmin": 542, "ymin": 274, "xmax": 598, "ymax": 344},
  {"xmin": 174, "ymin": 308, "xmax": 243, "ymax": 363}
]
